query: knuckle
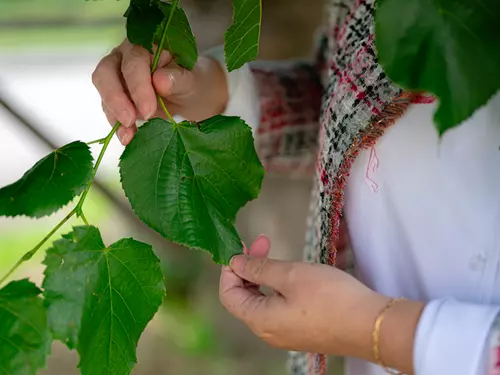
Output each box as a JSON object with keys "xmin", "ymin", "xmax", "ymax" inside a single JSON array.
[
  {"xmin": 253, "ymin": 323, "xmax": 282, "ymax": 348},
  {"xmin": 121, "ymin": 58, "xmax": 140, "ymax": 77},
  {"xmin": 285, "ymin": 262, "xmax": 298, "ymax": 286},
  {"xmin": 92, "ymin": 53, "xmax": 115, "ymax": 87},
  {"xmin": 252, "ymin": 258, "xmax": 269, "ymax": 280},
  {"xmin": 91, "ymin": 61, "xmax": 105, "ymax": 88}
]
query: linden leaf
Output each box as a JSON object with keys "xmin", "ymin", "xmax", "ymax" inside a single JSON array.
[
  {"xmin": 119, "ymin": 116, "xmax": 265, "ymax": 265},
  {"xmin": 0, "ymin": 279, "xmax": 51, "ymax": 375},
  {"xmin": 224, "ymin": 0, "xmax": 262, "ymax": 71},
  {"xmin": 125, "ymin": 0, "xmax": 198, "ymax": 70},
  {"xmin": 376, "ymin": 0, "xmax": 500, "ymax": 133},
  {"xmin": 0, "ymin": 141, "xmax": 93, "ymax": 218},
  {"xmin": 42, "ymin": 226, "xmax": 165, "ymax": 375}
]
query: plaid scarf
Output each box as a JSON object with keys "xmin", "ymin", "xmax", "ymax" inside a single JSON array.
[{"xmin": 252, "ymin": 0, "xmax": 419, "ymax": 373}]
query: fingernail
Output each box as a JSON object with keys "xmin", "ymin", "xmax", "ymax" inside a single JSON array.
[
  {"xmin": 222, "ymin": 266, "xmax": 231, "ymax": 272},
  {"xmin": 119, "ymin": 110, "xmax": 133, "ymax": 127},
  {"xmin": 229, "ymin": 256, "xmax": 237, "ymax": 269},
  {"xmin": 118, "ymin": 131, "xmax": 128, "ymax": 145},
  {"xmin": 145, "ymin": 109, "xmax": 156, "ymax": 120}
]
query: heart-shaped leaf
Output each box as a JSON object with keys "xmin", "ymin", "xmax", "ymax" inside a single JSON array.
[
  {"xmin": 0, "ymin": 279, "xmax": 51, "ymax": 375},
  {"xmin": 119, "ymin": 116, "xmax": 265, "ymax": 265},
  {"xmin": 42, "ymin": 226, "xmax": 165, "ymax": 375},
  {"xmin": 376, "ymin": 0, "xmax": 500, "ymax": 133},
  {"xmin": 0, "ymin": 141, "xmax": 93, "ymax": 218},
  {"xmin": 225, "ymin": 0, "xmax": 262, "ymax": 71}
]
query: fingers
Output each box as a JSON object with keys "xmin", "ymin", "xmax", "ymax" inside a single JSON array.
[
  {"xmin": 230, "ymin": 255, "xmax": 294, "ymax": 294},
  {"xmin": 102, "ymin": 102, "xmax": 137, "ymax": 145},
  {"xmin": 243, "ymin": 235, "xmax": 271, "ymax": 258},
  {"xmin": 219, "ymin": 264, "xmax": 285, "ymax": 327},
  {"xmin": 121, "ymin": 43, "xmax": 168, "ymax": 120},
  {"xmin": 93, "ymin": 41, "xmax": 175, "ymax": 146},
  {"xmin": 92, "ymin": 50, "xmax": 136, "ymax": 128},
  {"xmin": 152, "ymin": 66, "xmax": 196, "ymax": 101}
]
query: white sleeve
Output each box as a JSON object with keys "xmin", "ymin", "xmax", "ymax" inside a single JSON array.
[
  {"xmin": 203, "ymin": 45, "xmax": 260, "ymax": 134},
  {"xmin": 414, "ymin": 298, "xmax": 500, "ymax": 375}
]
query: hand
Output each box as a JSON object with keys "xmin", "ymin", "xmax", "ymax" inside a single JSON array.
[
  {"xmin": 219, "ymin": 236, "xmax": 424, "ymax": 374},
  {"xmin": 92, "ymin": 39, "xmax": 228, "ymax": 145},
  {"xmin": 219, "ymin": 236, "xmax": 388, "ymax": 358}
]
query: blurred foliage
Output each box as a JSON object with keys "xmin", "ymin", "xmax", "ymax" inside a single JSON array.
[
  {"xmin": 0, "ymin": 0, "xmax": 127, "ymax": 47},
  {"xmin": 0, "ymin": 0, "xmax": 127, "ymax": 21},
  {"xmin": 0, "ymin": 189, "xmax": 112, "ymax": 274}
]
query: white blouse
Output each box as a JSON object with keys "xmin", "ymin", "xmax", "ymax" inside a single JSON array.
[{"xmin": 209, "ymin": 46, "xmax": 500, "ymax": 375}]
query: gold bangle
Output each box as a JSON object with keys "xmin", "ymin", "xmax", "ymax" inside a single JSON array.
[{"xmin": 372, "ymin": 298, "xmax": 407, "ymax": 375}]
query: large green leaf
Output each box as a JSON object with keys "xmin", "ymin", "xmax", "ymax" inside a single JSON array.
[
  {"xmin": 119, "ymin": 116, "xmax": 265, "ymax": 265},
  {"xmin": 0, "ymin": 141, "xmax": 93, "ymax": 218},
  {"xmin": 42, "ymin": 226, "xmax": 165, "ymax": 375},
  {"xmin": 375, "ymin": 0, "xmax": 500, "ymax": 134},
  {"xmin": 125, "ymin": 0, "xmax": 198, "ymax": 70},
  {"xmin": 224, "ymin": 0, "xmax": 262, "ymax": 71},
  {"xmin": 0, "ymin": 279, "xmax": 51, "ymax": 375}
]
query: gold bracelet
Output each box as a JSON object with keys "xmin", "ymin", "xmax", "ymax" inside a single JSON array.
[{"xmin": 372, "ymin": 298, "xmax": 407, "ymax": 375}]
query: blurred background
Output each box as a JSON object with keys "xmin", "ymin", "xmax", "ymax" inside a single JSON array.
[{"xmin": 0, "ymin": 0, "xmax": 340, "ymax": 374}]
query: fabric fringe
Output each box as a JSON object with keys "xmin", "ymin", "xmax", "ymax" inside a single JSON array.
[{"xmin": 312, "ymin": 91, "xmax": 418, "ymax": 375}]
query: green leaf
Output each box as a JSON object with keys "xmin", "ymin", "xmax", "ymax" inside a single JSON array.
[
  {"xmin": 0, "ymin": 141, "xmax": 93, "ymax": 218},
  {"xmin": 42, "ymin": 226, "xmax": 165, "ymax": 375},
  {"xmin": 375, "ymin": 0, "xmax": 500, "ymax": 133},
  {"xmin": 224, "ymin": 0, "xmax": 262, "ymax": 72},
  {"xmin": 125, "ymin": 1, "xmax": 198, "ymax": 70},
  {"xmin": 0, "ymin": 279, "xmax": 51, "ymax": 375},
  {"xmin": 124, "ymin": 3, "xmax": 164, "ymax": 53},
  {"xmin": 130, "ymin": 0, "xmax": 153, "ymax": 8},
  {"xmin": 119, "ymin": 116, "xmax": 265, "ymax": 265}
]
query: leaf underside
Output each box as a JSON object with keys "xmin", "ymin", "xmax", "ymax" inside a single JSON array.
[
  {"xmin": 0, "ymin": 141, "xmax": 93, "ymax": 218},
  {"xmin": 375, "ymin": 0, "xmax": 500, "ymax": 133},
  {"xmin": 42, "ymin": 226, "xmax": 165, "ymax": 375},
  {"xmin": 125, "ymin": 0, "xmax": 198, "ymax": 70},
  {"xmin": 0, "ymin": 280, "xmax": 51, "ymax": 375},
  {"xmin": 119, "ymin": 116, "xmax": 265, "ymax": 265},
  {"xmin": 224, "ymin": 0, "xmax": 262, "ymax": 71}
]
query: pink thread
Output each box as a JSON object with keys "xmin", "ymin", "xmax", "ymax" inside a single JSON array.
[{"xmin": 365, "ymin": 147, "xmax": 379, "ymax": 193}]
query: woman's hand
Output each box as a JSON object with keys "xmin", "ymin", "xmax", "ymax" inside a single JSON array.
[
  {"xmin": 219, "ymin": 236, "xmax": 425, "ymax": 374},
  {"xmin": 92, "ymin": 39, "xmax": 228, "ymax": 145}
]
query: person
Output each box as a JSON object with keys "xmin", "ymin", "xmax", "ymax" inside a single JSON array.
[{"xmin": 91, "ymin": 0, "xmax": 500, "ymax": 374}]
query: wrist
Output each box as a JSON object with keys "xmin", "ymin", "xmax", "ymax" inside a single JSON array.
[
  {"xmin": 376, "ymin": 299, "xmax": 425, "ymax": 375},
  {"xmin": 345, "ymin": 292, "xmax": 391, "ymax": 361}
]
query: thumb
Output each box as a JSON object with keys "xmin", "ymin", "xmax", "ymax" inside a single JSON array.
[
  {"xmin": 229, "ymin": 255, "xmax": 293, "ymax": 293},
  {"xmin": 152, "ymin": 67, "xmax": 196, "ymax": 100}
]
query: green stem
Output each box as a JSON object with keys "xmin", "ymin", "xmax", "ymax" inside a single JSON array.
[
  {"xmin": 87, "ymin": 137, "xmax": 107, "ymax": 146},
  {"xmin": 158, "ymin": 95, "xmax": 177, "ymax": 124},
  {"xmin": 0, "ymin": 1, "xmax": 180, "ymax": 286},
  {"xmin": 152, "ymin": 0, "xmax": 179, "ymax": 125},
  {"xmin": 75, "ymin": 121, "xmax": 120, "ymax": 214},
  {"xmin": 151, "ymin": 0, "xmax": 179, "ymax": 73},
  {"xmin": 80, "ymin": 211, "xmax": 89, "ymax": 225},
  {"xmin": 0, "ymin": 209, "xmax": 76, "ymax": 287}
]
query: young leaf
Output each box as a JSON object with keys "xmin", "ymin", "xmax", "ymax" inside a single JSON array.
[
  {"xmin": 375, "ymin": 0, "xmax": 500, "ymax": 134},
  {"xmin": 125, "ymin": 0, "xmax": 198, "ymax": 70},
  {"xmin": 0, "ymin": 141, "xmax": 93, "ymax": 218},
  {"xmin": 42, "ymin": 226, "xmax": 165, "ymax": 375},
  {"xmin": 224, "ymin": 0, "xmax": 262, "ymax": 72},
  {"xmin": 0, "ymin": 279, "xmax": 52, "ymax": 375},
  {"xmin": 119, "ymin": 116, "xmax": 265, "ymax": 265}
]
